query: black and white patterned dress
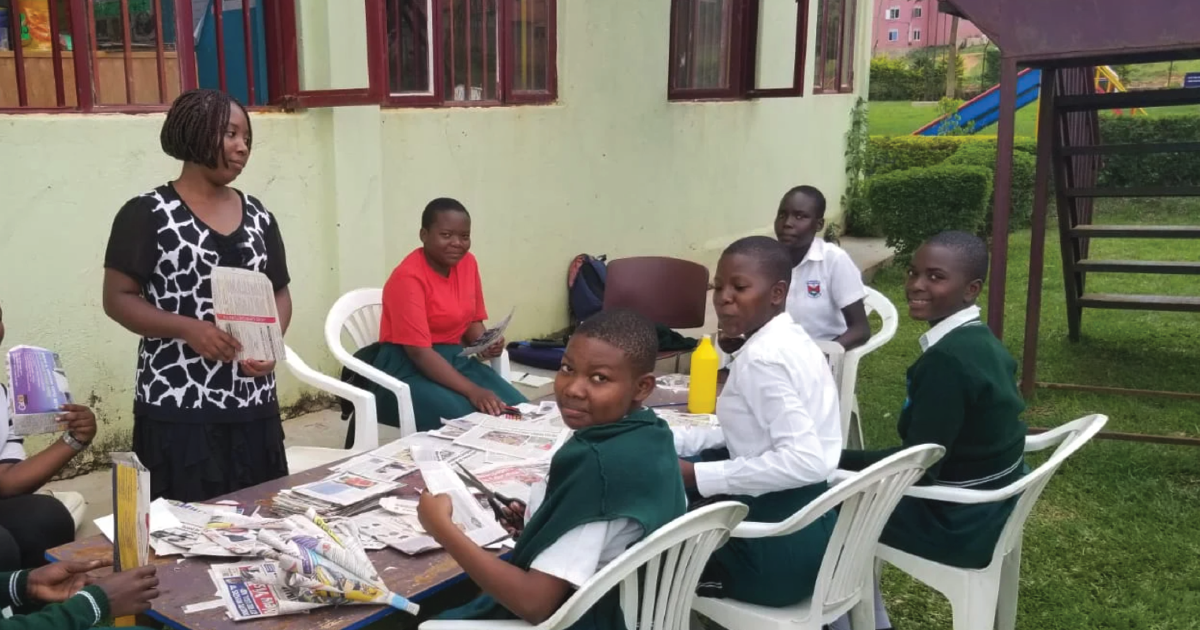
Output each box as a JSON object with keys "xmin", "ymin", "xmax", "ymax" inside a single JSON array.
[{"xmin": 104, "ymin": 184, "xmax": 291, "ymax": 502}]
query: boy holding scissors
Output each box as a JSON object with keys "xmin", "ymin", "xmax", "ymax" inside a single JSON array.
[{"xmin": 418, "ymin": 309, "xmax": 687, "ymax": 627}]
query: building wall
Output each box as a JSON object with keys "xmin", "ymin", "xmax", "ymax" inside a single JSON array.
[
  {"xmin": 0, "ymin": 0, "xmax": 869, "ymax": 443},
  {"xmin": 872, "ymin": 0, "xmax": 985, "ymax": 56}
]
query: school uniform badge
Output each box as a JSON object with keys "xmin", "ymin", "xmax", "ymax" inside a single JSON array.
[{"xmin": 806, "ymin": 280, "xmax": 821, "ymax": 297}]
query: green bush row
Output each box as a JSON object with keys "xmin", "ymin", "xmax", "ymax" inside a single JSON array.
[
  {"xmin": 865, "ymin": 135, "xmax": 1037, "ymax": 177},
  {"xmin": 1098, "ymin": 114, "xmax": 1200, "ymax": 187},
  {"xmin": 868, "ymin": 52, "xmax": 967, "ymax": 102},
  {"xmin": 866, "ymin": 164, "xmax": 993, "ymax": 259}
]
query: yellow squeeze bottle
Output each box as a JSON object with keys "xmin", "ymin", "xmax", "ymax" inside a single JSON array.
[{"xmin": 687, "ymin": 337, "xmax": 719, "ymax": 414}]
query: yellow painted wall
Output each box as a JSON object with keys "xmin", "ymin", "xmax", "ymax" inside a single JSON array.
[{"xmin": 0, "ymin": 0, "xmax": 870, "ymax": 441}]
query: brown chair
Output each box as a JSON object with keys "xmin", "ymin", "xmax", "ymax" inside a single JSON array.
[{"xmin": 603, "ymin": 256, "xmax": 710, "ymax": 368}]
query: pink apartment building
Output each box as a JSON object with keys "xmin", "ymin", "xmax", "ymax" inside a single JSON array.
[{"xmin": 872, "ymin": 0, "xmax": 987, "ymax": 56}]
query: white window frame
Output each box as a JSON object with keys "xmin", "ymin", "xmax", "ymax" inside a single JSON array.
[
  {"xmin": 888, "ymin": 28, "xmax": 899, "ymax": 41},
  {"xmin": 911, "ymin": 28, "xmax": 921, "ymax": 41},
  {"xmin": 885, "ymin": 6, "xmax": 899, "ymax": 20},
  {"xmin": 912, "ymin": 6, "xmax": 922, "ymax": 17}
]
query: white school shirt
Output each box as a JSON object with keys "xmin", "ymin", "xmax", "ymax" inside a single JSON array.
[
  {"xmin": 525, "ymin": 479, "xmax": 643, "ymax": 588},
  {"xmin": 786, "ymin": 238, "xmax": 868, "ymax": 341},
  {"xmin": 0, "ymin": 386, "xmax": 26, "ymax": 464},
  {"xmin": 675, "ymin": 312, "xmax": 843, "ymax": 498},
  {"xmin": 919, "ymin": 305, "xmax": 983, "ymax": 352}
]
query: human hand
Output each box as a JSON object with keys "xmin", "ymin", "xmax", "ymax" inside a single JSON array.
[
  {"xmin": 417, "ymin": 491, "xmax": 455, "ymax": 538},
  {"xmin": 480, "ymin": 336, "xmax": 505, "ymax": 360},
  {"xmin": 60, "ymin": 404, "xmax": 97, "ymax": 445},
  {"xmin": 182, "ymin": 320, "xmax": 241, "ymax": 362},
  {"xmin": 239, "ymin": 360, "xmax": 276, "ymax": 378},
  {"xmin": 27, "ymin": 559, "xmax": 110, "ymax": 603},
  {"xmin": 499, "ymin": 500, "xmax": 526, "ymax": 539},
  {"xmin": 679, "ymin": 459, "xmax": 697, "ymax": 490},
  {"xmin": 468, "ymin": 387, "xmax": 505, "ymax": 416},
  {"xmin": 96, "ymin": 565, "xmax": 159, "ymax": 618}
]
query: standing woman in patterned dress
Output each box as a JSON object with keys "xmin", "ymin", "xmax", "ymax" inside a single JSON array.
[{"xmin": 101, "ymin": 89, "xmax": 292, "ymax": 502}]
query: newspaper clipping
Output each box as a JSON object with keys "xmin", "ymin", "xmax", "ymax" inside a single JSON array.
[
  {"xmin": 211, "ymin": 267, "xmax": 286, "ymax": 362},
  {"xmin": 418, "ymin": 461, "xmax": 508, "ymax": 547},
  {"xmin": 458, "ymin": 308, "xmax": 514, "ymax": 358},
  {"xmin": 452, "ymin": 418, "xmax": 567, "ymax": 460},
  {"xmin": 6, "ymin": 346, "xmax": 71, "ymax": 436}
]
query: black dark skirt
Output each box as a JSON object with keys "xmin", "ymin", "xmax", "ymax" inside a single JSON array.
[{"xmin": 132, "ymin": 414, "xmax": 289, "ymax": 503}]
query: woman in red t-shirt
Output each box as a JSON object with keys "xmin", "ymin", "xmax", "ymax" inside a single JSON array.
[{"xmin": 356, "ymin": 198, "xmax": 527, "ymax": 433}]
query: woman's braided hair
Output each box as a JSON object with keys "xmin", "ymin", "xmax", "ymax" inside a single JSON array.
[{"xmin": 160, "ymin": 89, "xmax": 251, "ymax": 168}]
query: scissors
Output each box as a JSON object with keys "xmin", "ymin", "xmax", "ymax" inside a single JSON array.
[{"xmin": 455, "ymin": 463, "xmax": 523, "ymax": 527}]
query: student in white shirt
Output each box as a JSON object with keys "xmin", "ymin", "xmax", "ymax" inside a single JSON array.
[
  {"xmin": 775, "ymin": 185, "xmax": 872, "ymax": 349},
  {"xmin": 0, "ymin": 303, "xmax": 99, "ymax": 571},
  {"xmin": 676, "ymin": 236, "xmax": 843, "ymax": 607}
]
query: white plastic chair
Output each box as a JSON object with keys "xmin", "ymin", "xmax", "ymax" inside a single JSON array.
[
  {"xmin": 421, "ymin": 502, "xmax": 749, "ymax": 630},
  {"xmin": 281, "ymin": 345, "xmax": 381, "ymax": 474},
  {"xmin": 692, "ymin": 444, "xmax": 946, "ymax": 630},
  {"xmin": 814, "ymin": 340, "xmax": 846, "ymax": 401},
  {"xmin": 842, "ymin": 287, "xmax": 899, "ymax": 449},
  {"xmin": 326, "ymin": 288, "xmax": 512, "ymax": 438},
  {"xmin": 874, "ymin": 415, "xmax": 1108, "ymax": 630}
]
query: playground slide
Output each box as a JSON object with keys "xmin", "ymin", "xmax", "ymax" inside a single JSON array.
[{"xmin": 913, "ymin": 68, "xmax": 1043, "ymax": 136}]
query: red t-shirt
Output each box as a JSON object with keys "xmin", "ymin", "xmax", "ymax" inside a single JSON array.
[{"xmin": 380, "ymin": 248, "xmax": 489, "ymax": 347}]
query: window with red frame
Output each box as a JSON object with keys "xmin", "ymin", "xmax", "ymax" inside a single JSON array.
[
  {"xmin": 385, "ymin": 0, "xmax": 556, "ymax": 106},
  {"xmin": 668, "ymin": 0, "xmax": 809, "ymax": 101},
  {"xmin": 813, "ymin": 0, "xmax": 857, "ymax": 94},
  {"xmin": 0, "ymin": 0, "xmax": 294, "ymax": 113}
]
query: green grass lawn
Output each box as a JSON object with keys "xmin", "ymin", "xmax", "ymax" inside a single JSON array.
[
  {"xmin": 868, "ymin": 100, "xmax": 1200, "ymax": 138},
  {"xmin": 860, "ymin": 197, "xmax": 1200, "ymax": 629}
]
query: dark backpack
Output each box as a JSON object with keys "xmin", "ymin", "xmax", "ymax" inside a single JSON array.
[{"xmin": 567, "ymin": 254, "xmax": 607, "ymax": 326}]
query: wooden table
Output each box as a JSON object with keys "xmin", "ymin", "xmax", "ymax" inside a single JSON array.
[
  {"xmin": 47, "ymin": 459, "xmax": 471, "ymax": 630},
  {"xmin": 47, "ymin": 381, "xmax": 720, "ymax": 630}
]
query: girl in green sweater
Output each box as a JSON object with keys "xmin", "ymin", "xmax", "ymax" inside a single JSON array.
[
  {"xmin": 836, "ymin": 231, "xmax": 1027, "ymax": 630},
  {"xmin": 416, "ymin": 308, "xmax": 687, "ymax": 629}
]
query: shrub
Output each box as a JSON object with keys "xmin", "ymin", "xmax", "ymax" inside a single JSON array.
[
  {"xmin": 943, "ymin": 142, "xmax": 1038, "ymax": 231},
  {"xmin": 867, "ymin": 164, "xmax": 993, "ymax": 259},
  {"xmin": 866, "ymin": 135, "xmax": 1038, "ymax": 177},
  {"xmin": 1098, "ymin": 114, "xmax": 1200, "ymax": 187},
  {"xmin": 980, "ymin": 46, "xmax": 1001, "ymax": 89},
  {"xmin": 869, "ymin": 56, "xmax": 918, "ymax": 101}
]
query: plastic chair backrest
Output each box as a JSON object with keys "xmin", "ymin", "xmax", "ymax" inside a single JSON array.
[
  {"xmin": 838, "ymin": 287, "xmax": 899, "ymax": 431},
  {"xmin": 603, "ymin": 257, "xmax": 710, "ymax": 329},
  {"xmin": 814, "ymin": 339, "xmax": 846, "ymax": 400},
  {"xmin": 325, "ymin": 288, "xmax": 385, "ymax": 362},
  {"xmin": 991, "ymin": 414, "xmax": 1107, "ymax": 562},
  {"xmin": 539, "ymin": 502, "xmax": 748, "ymax": 630},
  {"xmin": 797, "ymin": 445, "xmax": 945, "ymax": 621}
]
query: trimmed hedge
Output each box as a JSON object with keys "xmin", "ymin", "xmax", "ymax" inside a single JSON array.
[
  {"xmin": 867, "ymin": 164, "xmax": 993, "ymax": 259},
  {"xmin": 943, "ymin": 142, "xmax": 1037, "ymax": 231},
  {"xmin": 1098, "ymin": 114, "xmax": 1200, "ymax": 187},
  {"xmin": 865, "ymin": 135, "xmax": 1036, "ymax": 177}
]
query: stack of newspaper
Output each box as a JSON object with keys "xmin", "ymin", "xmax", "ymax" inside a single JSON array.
[
  {"xmin": 209, "ymin": 509, "xmax": 419, "ymax": 621},
  {"xmin": 272, "ymin": 453, "xmax": 412, "ymax": 518},
  {"xmin": 656, "ymin": 408, "xmax": 720, "ymax": 430}
]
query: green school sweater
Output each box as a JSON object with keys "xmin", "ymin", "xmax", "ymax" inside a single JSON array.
[
  {"xmin": 0, "ymin": 570, "xmax": 116, "ymax": 630},
  {"xmin": 840, "ymin": 321, "xmax": 1028, "ymax": 568},
  {"xmin": 439, "ymin": 407, "xmax": 688, "ymax": 630}
]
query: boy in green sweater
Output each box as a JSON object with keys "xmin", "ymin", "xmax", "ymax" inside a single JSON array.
[
  {"xmin": 417, "ymin": 308, "xmax": 687, "ymax": 629},
  {"xmin": 0, "ymin": 559, "xmax": 160, "ymax": 630},
  {"xmin": 836, "ymin": 231, "xmax": 1027, "ymax": 630}
]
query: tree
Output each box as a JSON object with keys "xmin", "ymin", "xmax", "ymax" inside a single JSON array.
[{"xmin": 945, "ymin": 17, "xmax": 960, "ymax": 98}]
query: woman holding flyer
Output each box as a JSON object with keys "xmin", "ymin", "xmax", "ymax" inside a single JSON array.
[
  {"xmin": 101, "ymin": 89, "xmax": 292, "ymax": 502},
  {"xmin": 345, "ymin": 198, "xmax": 525, "ymax": 434}
]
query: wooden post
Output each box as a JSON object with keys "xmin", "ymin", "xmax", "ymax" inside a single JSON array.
[
  {"xmin": 1020, "ymin": 68, "xmax": 1057, "ymax": 399},
  {"xmin": 987, "ymin": 56, "xmax": 1019, "ymax": 338}
]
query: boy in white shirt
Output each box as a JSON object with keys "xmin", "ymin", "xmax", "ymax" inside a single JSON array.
[
  {"xmin": 775, "ymin": 186, "xmax": 871, "ymax": 349},
  {"xmin": 676, "ymin": 236, "xmax": 843, "ymax": 607},
  {"xmin": 418, "ymin": 309, "xmax": 687, "ymax": 628}
]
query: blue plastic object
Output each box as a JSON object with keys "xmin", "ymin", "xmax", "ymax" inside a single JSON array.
[
  {"xmin": 195, "ymin": 0, "xmax": 269, "ymax": 105},
  {"xmin": 915, "ymin": 68, "xmax": 1042, "ymax": 136}
]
